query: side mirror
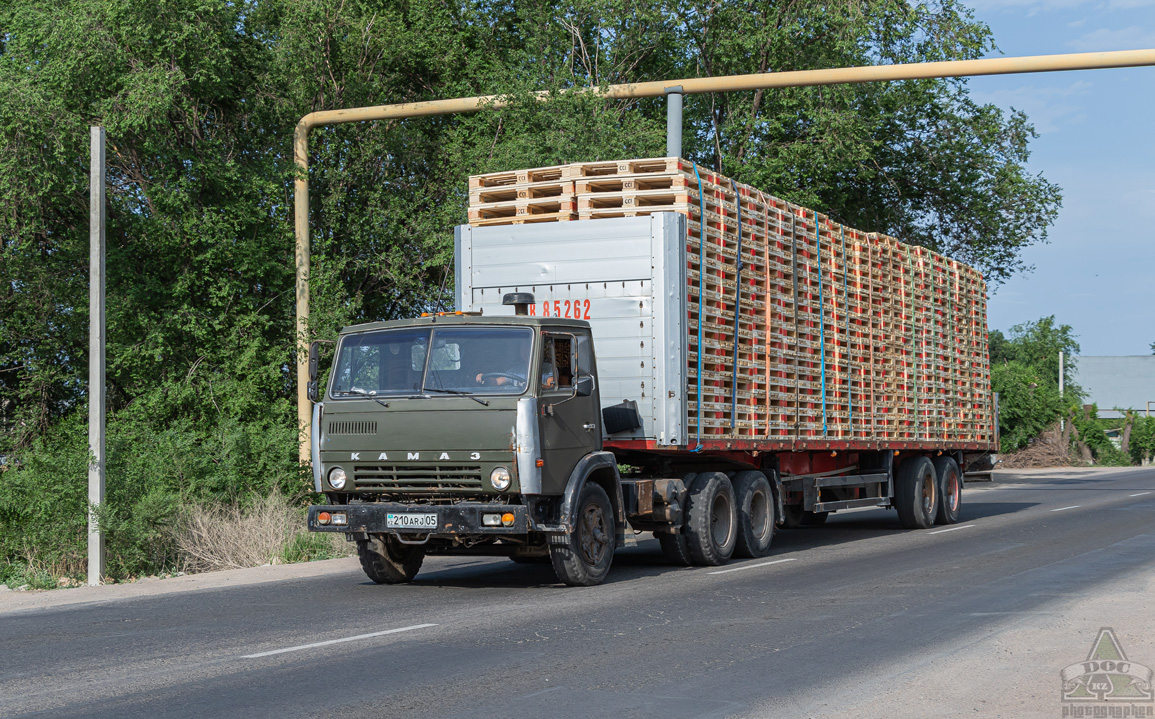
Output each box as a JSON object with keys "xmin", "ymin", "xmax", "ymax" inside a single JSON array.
[
  {"xmin": 308, "ymin": 340, "xmax": 321, "ymax": 382},
  {"xmin": 575, "ymin": 375, "xmax": 594, "ymax": 397},
  {"xmin": 306, "ymin": 380, "xmax": 319, "ymax": 403}
]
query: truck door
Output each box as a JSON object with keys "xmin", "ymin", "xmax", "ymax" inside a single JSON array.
[{"xmin": 538, "ymin": 331, "xmax": 601, "ymax": 494}]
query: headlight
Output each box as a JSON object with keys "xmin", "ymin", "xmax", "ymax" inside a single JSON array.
[
  {"xmin": 328, "ymin": 466, "xmax": 348, "ymax": 490},
  {"xmin": 489, "ymin": 467, "xmax": 512, "ymax": 492}
]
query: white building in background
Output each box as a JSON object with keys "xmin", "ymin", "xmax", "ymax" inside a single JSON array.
[{"xmin": 1073, "ymin": 356, "xmax": 1155, "ymax": 419}]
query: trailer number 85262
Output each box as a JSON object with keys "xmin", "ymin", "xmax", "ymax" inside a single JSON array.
[{"xmin": 530, "ymin": 299, "xmax": 591, "ymax": 319}]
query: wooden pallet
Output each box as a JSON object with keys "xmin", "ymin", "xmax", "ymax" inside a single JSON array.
[{"xmin": 469, "ymin": 157, "xmax": 995, "ymax": 447}]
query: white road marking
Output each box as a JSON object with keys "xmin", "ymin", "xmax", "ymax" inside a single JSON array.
[
  {"xmin": 1051, "ymin": 505, "xmax": 1080, "ymax": 512},
  {"xmin": 708, "ymin": 558, "xmax": 797, "ymax": 575},
  {"xmin": 241, "ymin": 623, "xmax": 437, "ymax": 659},
  {"xmin": 928, "ymin": 524, "xmax": 975, "ymax": 535},
  {"xmin": 1130, "ymin": 492, "xmax": 1152, "ymax": 497}
]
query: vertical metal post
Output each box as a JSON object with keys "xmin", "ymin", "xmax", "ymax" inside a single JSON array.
[
  {"xmin": 665, "ymin": 86, "xmax": 683, "ymax": 158},
  {"xmin": 1059, "ymin": 351, "xmax": 1065, "ymax": 432},
  {"xmin": 88, "ymin": 126, "xmax": 107, "ymax": 586}
]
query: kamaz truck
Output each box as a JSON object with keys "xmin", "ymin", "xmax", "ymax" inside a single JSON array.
[{"xmin": 306, "ymin": 213, "xmax": 997, "ymax": 586}]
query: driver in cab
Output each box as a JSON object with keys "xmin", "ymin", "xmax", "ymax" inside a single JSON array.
[{"xmin": 475, "ymin": 341, "xmax": 555, "ymax": 389}]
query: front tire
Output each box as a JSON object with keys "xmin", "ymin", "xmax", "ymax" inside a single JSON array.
[
  {"xmin": 895, "ymin": 456, "xmax": 937, "ymax": 529},
  {"xmin": 357, "ymin": 534, "xmax": 424, "ymax": 584},
  {"xmin": 550, "ymin": 482, "xmax": 615, "ymax": 586},
  {"xmin": 933, "ymin": 456, "xmax": 962, "ymax": 525},
  {"xmin": 685, "ymin": 472, "xmax": 737, "ymax": 566},
  {"xmin": 733, "ymin": 471, "xmax": 775, "ymax": 558}
]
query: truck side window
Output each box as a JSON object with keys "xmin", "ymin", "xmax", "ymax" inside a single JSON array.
[{"xmin": 542, "ymin": 335, "xmax": 574, "ymax": 390}]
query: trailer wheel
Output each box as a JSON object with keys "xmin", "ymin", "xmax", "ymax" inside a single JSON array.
[
  {"xmin": 801, "ymin": 511, "xmax": 829, "ymax": 526},
  {"xmin": 933, "ymin": 456, "xmax": 962, "ymax": 525},
  {"xmin": 357, "ymin": 534, "xmax": 424, "ymax": 584},
  {"xmin": 550, "ymin": 482, "xmax": 615, "ymax": 586},
  {"xmin": 895, "ymin": 456, "xmax": 937, "ymax": 529},
  {"xmin": 780, "ymin": 503, "xmax": 803, "ymax": 529},
  {"xmin": 685, "ymin": 472, "xmax": 737, "ymax": 566},
  {"xmin": 733, "ymin": 471, "xmax": 775, "ymax": 558}
]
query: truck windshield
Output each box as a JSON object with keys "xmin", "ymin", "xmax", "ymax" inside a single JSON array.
[{"xmin": 329, "ymin": 326, "xmax": 534, "ymax": 398}]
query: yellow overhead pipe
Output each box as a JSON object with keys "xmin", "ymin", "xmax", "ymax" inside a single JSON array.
[{"xmin": 294, "ymin": 48, "xmax": 1155, "ymax": 460}]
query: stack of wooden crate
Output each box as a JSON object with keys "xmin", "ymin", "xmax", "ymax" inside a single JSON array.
[{"xmin": 468, "ymin": 158, "xmax": 994, "ymax": 447}]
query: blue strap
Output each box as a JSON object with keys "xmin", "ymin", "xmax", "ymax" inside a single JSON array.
[
  {"xmin": 729, "ymin": 179, "xmax": 743, "ymax": 430},
  {"xmin": 693, "ymin": 163, "xmax": 706, "ymax": 451},
  {"xmin": 818, "ymin": 215, "xmax": 827, "ymax": 437},
  {"xmin": 842, "ymin": 225, "xmax": 851, "ymax": 435}
]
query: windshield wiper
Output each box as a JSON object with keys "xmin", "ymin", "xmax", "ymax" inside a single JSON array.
[
  {"xmin": 332, "ymin": 388, "xmax": 389, "ymax": 407},
  {"xmin": 421, "ymin": 386, "xmax": 489, "ymax": 406}
]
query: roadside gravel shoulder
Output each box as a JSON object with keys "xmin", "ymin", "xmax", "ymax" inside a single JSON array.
[{"xmin": 0, "ymin": 556, "xmax": 361, "ymax": 615}]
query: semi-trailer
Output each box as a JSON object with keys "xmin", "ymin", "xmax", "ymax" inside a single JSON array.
[{"xmin": 306, "ymin": 158, "xmax": 997, "ymax": 586}]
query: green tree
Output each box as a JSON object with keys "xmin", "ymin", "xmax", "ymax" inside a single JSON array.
[
  {"xmin": 989, "ymin": 316, "xmax": 1081, "ymax": 452},
  {"xmin": 0, "ymin": 0, "xmax": 1066, "ymax": 579}
]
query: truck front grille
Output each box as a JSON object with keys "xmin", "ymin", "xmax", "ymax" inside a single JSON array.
[{"xmin": 353, "ymin": 465, "xmax": 485, "ymax": 494}]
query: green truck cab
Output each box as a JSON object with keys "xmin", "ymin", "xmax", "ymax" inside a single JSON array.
[{"xmin": 306, "ymin": 294, "xmax": 627, "ymax": 586}]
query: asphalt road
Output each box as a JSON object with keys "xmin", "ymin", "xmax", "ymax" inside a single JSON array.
[{"xmin": 2, "ymin": 468, "xmax": 1154, "ymax": 719}]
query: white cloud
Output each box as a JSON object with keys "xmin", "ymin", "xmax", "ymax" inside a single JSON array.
[
  {"xmin": 965, "ymin": 0, "xmax": 1091, "ymax": 12},
  {"xmin": 1069, "ymin": 25, "xmax": 1155, "ymax": 50},
  {"xmin": 970, "ymin": 81, "xmax": 1092, "ymax": 133},
  {"xmin": 965, "ymin": 0, "xmax": 1155, "ymax": 11}
]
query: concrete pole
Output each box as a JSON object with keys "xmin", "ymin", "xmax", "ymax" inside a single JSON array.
[
  {"xmin": 665, "ymin": 86, "xmax": 683, "ymax": 158},
  {"xmin": 1059, "ymin": 351, "xmax": 1065, "ymax": 432},
  {"xmin": 88, "ymin": 127, "xmax": 107, "ymax": 586}
]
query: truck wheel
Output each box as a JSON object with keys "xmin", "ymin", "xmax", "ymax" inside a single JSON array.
[
  {"xmin": 357, "ymin": 534, "xmax": 424, "ymax": 584},
  {"xmin": 933, "ymin": 456, "xmax": 962, "ymax": 525},
  {"xmin": 733, "ymin": 471, "xmax": 775, "ymax": 558},
  {"xmin": 656, "ymin": 472, "xmax": 694, "ymax": 566},
  {"xmin": 685, "ymin": 472, "xmax": 737, "ymax": 566},
  {"xmin": 895, "ymin": 456, "xmax": 937, "ymax": 529},
  {"xmin": 656, "ymin": 531, "xmax": 693, "ymax": 566},
  {"xmin": 550, "ymin": 482, "xmax": 615, "ymax": 586},
  {"xmin": 801, "ymin": 511, "xmax": 829, "ymax": 526}
]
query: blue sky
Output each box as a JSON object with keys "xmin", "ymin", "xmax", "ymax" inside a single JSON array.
[{"xmin": 960, "ymin": 0, "xmax": 1155, "ymax": 356}]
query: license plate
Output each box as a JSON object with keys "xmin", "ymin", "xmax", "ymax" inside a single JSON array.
[{"xmin": 386, "ymin": 512, "xmax": 438, "ymax": 530}]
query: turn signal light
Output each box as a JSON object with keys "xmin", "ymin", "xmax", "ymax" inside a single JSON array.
[
  {"xmin": 501, "ymin": 513, "xmax": 515, "ymax": 526},
  {"xmin": 317, "ymin": 512, "xmax": 331, "ymax": 525}
]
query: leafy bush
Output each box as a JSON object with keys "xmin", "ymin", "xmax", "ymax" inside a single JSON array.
[
  {"xmin": 1128, "ymin": 416, "xmax": 1155, "ymax": 465},
  {"xmin": 990, "ymin": 316, "xmax": 1080, "ymax": 453},
  {"xmin": 0, "ymin": 374, "xmax": 310, "ymax": 583},
  {"xmin": 1072, "ymin": 406, "xmax": 1130, "ymax": 467}
]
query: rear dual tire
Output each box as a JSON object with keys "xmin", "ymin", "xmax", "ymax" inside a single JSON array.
[
  {"xmin": 933, "ymin": 456, "xmax": 962, "ymax": 525},
  {"xmin": 685, "ymin": 472, "xmax": 738, "ymax": 566},
  {"xmin": 895, "ymin": 456, "xmax": 938, "ymax": 529},
  {"xmin": 732, "ymin": 471, "xmax": 775, "ymax": 558}
]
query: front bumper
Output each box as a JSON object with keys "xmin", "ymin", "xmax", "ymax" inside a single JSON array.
[{"xmin": 307, "ymin": 503, "xmax": 529, "ymax": 535}]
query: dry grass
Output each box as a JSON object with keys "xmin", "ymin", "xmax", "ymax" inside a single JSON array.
[
  {"xmin": 999, "ymin": 424, "xmax": 1075, "ymax": 469},
  {"xmin": 174, "ymin": 491, "xmax": 350, "ymax": 574}
]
